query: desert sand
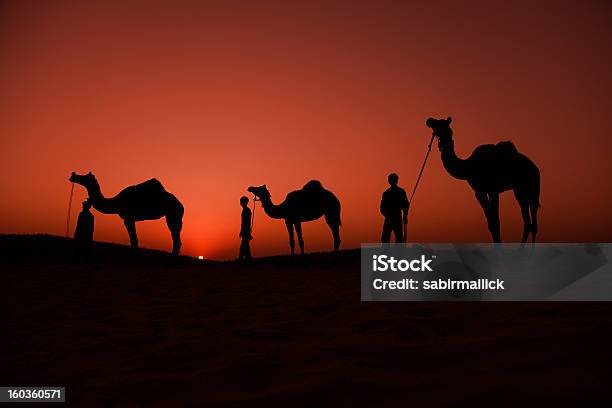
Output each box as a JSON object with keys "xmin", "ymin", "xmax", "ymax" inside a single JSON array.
[{"xmin": 2, "ymin": 235, "xmax": 611, "ymax": 406}]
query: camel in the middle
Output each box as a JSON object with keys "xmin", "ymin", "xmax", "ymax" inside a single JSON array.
[{"xmin": 248, "ymin": 180, "xmax": 341, "ymax": 255}]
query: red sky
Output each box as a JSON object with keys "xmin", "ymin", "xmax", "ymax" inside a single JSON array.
[{"xmin": 1, "ymin": 0, "xmax": 610, "ymax": 259}]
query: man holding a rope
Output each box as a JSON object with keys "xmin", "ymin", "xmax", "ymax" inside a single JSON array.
[
  {"xmin": 238, "ymin": 195, "xmax": 253, "ymax": 263},
  {"xmin": 380, "ymin": 173, "xmax": 410, "ymax": 244}
]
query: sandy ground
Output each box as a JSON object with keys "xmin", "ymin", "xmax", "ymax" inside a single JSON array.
[{"xmin": 2, "ymin": 235, "xmax": 612, "ymax": 406}]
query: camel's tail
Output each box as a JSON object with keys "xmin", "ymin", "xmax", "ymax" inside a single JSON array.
[
  {"xmin": 325, "ymin": 197, "xmax": 342, "ymax": 227},
  {"xmin": 325, "ymin": 211, "xmax": 342, "ymax": 227},
  {"xmin": 334, "ymin": 197, "xmax": 342, "ymax": 227},
  {"xmin": 530, "ymin": 172, "xmax": 540, "ymax": 242}
]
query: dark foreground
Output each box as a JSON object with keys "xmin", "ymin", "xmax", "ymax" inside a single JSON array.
[{"xmin": 2, "ymin": 235, "xmax": 611, "ymax": 406}]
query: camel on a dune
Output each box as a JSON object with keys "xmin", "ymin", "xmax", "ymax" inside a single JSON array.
[
  {"xmin": 248, "ymin": 181, "xmax": 341, "ymax": 255},
  {"xmin": 425, "ymin": 117, "xmax": 540, "ymax": 244},
  {"xmin": 69, "ymin": 172, "xmax": 184, "ymax": 255}
]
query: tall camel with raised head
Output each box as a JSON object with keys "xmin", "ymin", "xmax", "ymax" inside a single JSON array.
[{"xmin": 425, "ymin": 117, "xmax": 540, "ymax": 244}]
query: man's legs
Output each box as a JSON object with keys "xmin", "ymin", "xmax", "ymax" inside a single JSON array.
[
  {"xmin": 392, "ymin": 216, "xmax": 404, "ymax": 243},
  {"xmin": 244, "ymin": 238, "xmax": 251, "ymax": 260},
  {"xmin": 238, "ymin": 239, "xmax": 245, "ymax": 260},
  {"xmin": 381, "ymin": 218, "xmax": 392, "ymax": 243},
  {"xmin": 239, "ymin": 238, "xmax": 252, "ymax": 262}
]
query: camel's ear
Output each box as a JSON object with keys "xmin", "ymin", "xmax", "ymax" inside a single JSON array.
[
  {"xmin": 71, "ymin": 171, "xmax": 76, "ymax": 176},
  {"xmin": 88, "ymin": 171, "xmax": 92, "ymax": 175},
  {"xmin": 446, "ymin": 117, "xmax": 452, "ymax": 124}
]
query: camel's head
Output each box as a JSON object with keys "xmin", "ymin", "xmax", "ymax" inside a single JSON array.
[
  {"xmin": 69, "ymin": 171, "xmax": 97, "ymax": 188},
  {"xmin": 247, "ymin": 185, "xmax": 270, "ymax": 200},
  {"xmin": 426, "ymin": 116, "xmax": 453, "ymax": 150}
]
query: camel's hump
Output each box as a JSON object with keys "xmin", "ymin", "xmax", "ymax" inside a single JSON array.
[
  {"xmin": 495, "ymin": 141, "xmax": 518, "ymax": 155},
  {"xmin": 130, "ymin": 178, "xmax": 166, "ymax": 192},
  {"xmin": 303, "ymin": 180, "xmax": 323, "ymax": 191},
  {"xmin": 143, "ymin": 178, "xmax": 164, "ymax": 187}
]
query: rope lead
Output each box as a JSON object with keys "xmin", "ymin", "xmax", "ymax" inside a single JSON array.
[
  {"xmin": 405, "ymin": 134, "xmax": 436, "ymax": 242},
  {"xmin": 66, "ymin": 181, "xmax": 75, "ymax": 238},
  {"xmin": 250, "ymin": 195, "xmax": 259, "ymax": 231},
  {"xmin": 409, "ymin": 134, "xmax": 436, "ymax": 203}
]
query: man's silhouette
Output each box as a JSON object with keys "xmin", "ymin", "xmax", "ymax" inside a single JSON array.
[
  {"xmin": 238, "ymin": 196, "xmax": 253, "ymax": 262},
  {"xmin": 380, "ymin": 173, "xmax": 410, "ymax": 243},
  {"xmin": 74, "ymin": 199, "xmax": 94, "ymax": 261}
]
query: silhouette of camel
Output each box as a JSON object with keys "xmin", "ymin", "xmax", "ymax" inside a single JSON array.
[
  {"xmin": 248, "ymin": 181, "xmax": 341, "ymax": 255},
  {"xmin": 425, "ymin": 117, "xmax": 540, "ymax": 244},
  {"xmin": 69, "ymin": 172, "xmax": 184, "ymax": 255}
]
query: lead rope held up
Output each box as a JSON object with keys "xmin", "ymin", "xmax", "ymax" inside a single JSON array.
[
  {"xmin": 250, "ymin": 195, "xmax": 259, "ymax": 231},
  {"xmin": 66, "ymin": 181, "xmax": 75, "ymax": 238},
  {"xmin": 404, "ymin": 134, "xmax": 436, "ymax": 242},
  {"xmin": 409, "ymin": 134, "xmax": 436, "ymax": 203}
]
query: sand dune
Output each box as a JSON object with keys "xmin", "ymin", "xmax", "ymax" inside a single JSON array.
[{"xmin": 2, "ymin": 235, "xmax": 611, "ymax": 406}]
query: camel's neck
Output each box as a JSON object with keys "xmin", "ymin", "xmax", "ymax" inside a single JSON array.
[
  {"xmin": 441, "ymin": 140, "xmax": 470, "ymax": 180},
  {"xmin": 84, "ymin": 181, "xmax": 119, "ymax": 214},
  {"xmin": 259, "ymin": 195, "xmax": 286, "ymax": 219}
]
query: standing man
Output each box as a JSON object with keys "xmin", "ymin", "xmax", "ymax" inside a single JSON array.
[
  {"xmin": 380, "ymin": 173, "xmax": 410, "ymax": 243},
  {"xmin": 74, "ymin": 199, "xmax": 94, "ymax": 261},
  {"xmin": 238, "ymin": 195, "xmax": 253, "ymax": 262}
]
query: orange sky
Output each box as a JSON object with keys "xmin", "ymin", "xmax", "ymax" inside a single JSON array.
[{"xmin": 1, "ymin": 0, "xmax": 611, "ymax": 259}]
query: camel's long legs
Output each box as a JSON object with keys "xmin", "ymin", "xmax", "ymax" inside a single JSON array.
[
  {"xmin": 285, "ymin": 221, "xmax": 295, "ymax": 256},
  {"xmin": 166, "ymin": 215, "xmax": 182, "ymax": 255},
  {"xmin": 294, "ymin": 222, "xmax": 305, "ymax": 255},
  {"xmin": 515, "ymin": 188, "xmax": 538, "ymax": 246},
  {"xmin": 529, "ymin": 202, "xmax": 538, "ymax": 244},
  {"xmin": 123, "ymin": 219, "xmax": 138, "ymax": 250},
  {"xmin": 329, "ymin": 223, "xmax": 341, "ymax": 252},
  {"xmin": 488, "ymin": 193, "xmax": 501, "ymax": 243},
  {"xmin": 475, "ymin": 191, "xmax": 491, "ymax": 234},
  {"xmin": 518, "ymin": 202, "xmax": 531, "ymax": 245},
  {"xmin": 475, "ymin": 191, "xmax": 500, "ymax": 243}
]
